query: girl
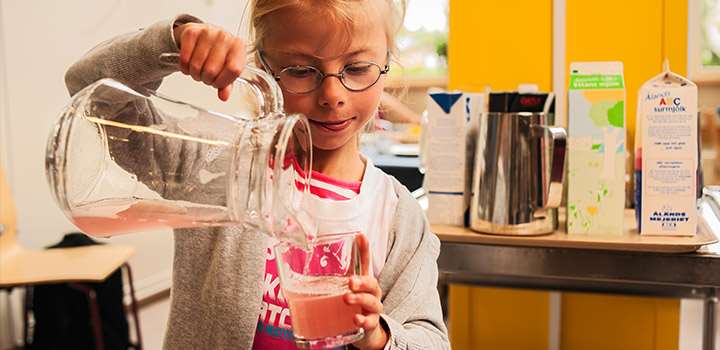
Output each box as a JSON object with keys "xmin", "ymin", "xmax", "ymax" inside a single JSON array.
[{"xmin": 64, "ymin": 1, "xmax": 448, "ymax": 349}]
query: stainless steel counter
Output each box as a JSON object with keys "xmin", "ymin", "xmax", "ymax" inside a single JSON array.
[
  {"xmin": 437, "ymin": 227, "xmax": 720, "ymax": 350},
  {"xmin": 434, "ymin": 190, "xmax": 720, "ymax": 349}
]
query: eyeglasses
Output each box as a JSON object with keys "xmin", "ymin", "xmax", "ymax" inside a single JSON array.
[{"xmin": 258, "ymin": 50, "xmax": 390, "ymax": 94}]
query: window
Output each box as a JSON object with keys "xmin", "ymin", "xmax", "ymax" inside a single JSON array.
[
  {"xmin": 690, "ymin": 0, "xmax": 720, "ymax": 82},
  {"xmin": 391, "ymin": 0, "xmax": 448, "ymax": 82}
]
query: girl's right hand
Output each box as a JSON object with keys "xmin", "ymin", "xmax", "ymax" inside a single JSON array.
[{"xmin": 173, "ymin": 23, "xmax": 246, "ymax": 101}]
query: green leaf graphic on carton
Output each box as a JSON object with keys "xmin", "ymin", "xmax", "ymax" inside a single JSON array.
[
  {"xmin": 607, "ymin": 101, "xmax": 624, "ymax": 128},
  {"xmin": 589, "ymin": 101, "xmax": 615, "ymax": 127},
  {"xmin": 589, "ymin": 100, "xmax": 624, "ymax": 128}
]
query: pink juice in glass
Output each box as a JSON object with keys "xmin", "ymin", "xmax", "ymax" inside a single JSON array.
[
  {"xmin": 282, "ymin": 275, "xmax": 361, "ymax": 341},
  {"xmin": 71, "ymin": 198, "xmax": 230, "ymax": 236},
  {"xmin": 285, "ymin": 289, "xmax": 361, "ymax": 340}
]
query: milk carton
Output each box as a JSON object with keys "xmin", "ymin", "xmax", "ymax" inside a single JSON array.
[
  {"xmin": 567, "ymin": 62, "xmax": 626, "ymax": 235},
  {"xmin": 637, "ymin": 64, "xmax": 698, "ymax": 236},
  {"xmin": 422, "ymin": 90, "xmax": 484, "ymax": 226}
]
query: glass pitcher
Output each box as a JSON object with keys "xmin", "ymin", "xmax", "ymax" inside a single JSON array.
[{"xmin": 46, "ymin": 59, "xmax": 316, "ymax": 247}]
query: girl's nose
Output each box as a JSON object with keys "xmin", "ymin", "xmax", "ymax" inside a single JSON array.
[{"xmin": 317, "ymin": 76, "xmax": 347, "ymax": 109}]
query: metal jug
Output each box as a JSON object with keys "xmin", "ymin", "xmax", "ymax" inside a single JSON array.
[{"xmin": 470, "ymin": 112, "xmax": 566, "ymax": 235}]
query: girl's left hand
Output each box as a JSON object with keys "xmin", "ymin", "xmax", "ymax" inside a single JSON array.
[{"xmin": 346, "ymin": 234, "xmax": 389, "ymax": 350}]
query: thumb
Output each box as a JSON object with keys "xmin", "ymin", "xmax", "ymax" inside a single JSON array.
[{"xmin": 218, "ymin": 84, "xmax": 233, "ymax": 101}]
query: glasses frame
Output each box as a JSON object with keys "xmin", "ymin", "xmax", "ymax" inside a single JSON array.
[{"xmin": 257, "ymin": 50, "xmax": 390, "ymax": 94}]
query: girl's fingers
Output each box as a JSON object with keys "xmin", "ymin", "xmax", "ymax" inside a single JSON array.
[
  {"xmin": 350, "ymin": 275, "xmax": 382, "ymax": 298},
  {"xmin": 218, "ymin": 84, "xmax": 233, "ymax": 102},
  {"xmin": 188, "ymin": 28, "xmax": 216, "ymax": 81},
  {"xmin": 178, "ymin": 26, "xmax": 201, "ymax": 75},
  {"xmin": 345, "ymin": 292, "xmax": 383, "ymax": 314},
  {"xmin": 354, "ymin": 313, "xmax": 380, "ymax": 331},
  {"xmin": 212, "ymin": 39, "xmax": 245, "ymax": 91},
  {"xmin": 177, "ymin": 24, "xmax": 243, "ymax": 102},
  {"xmin": 201, "ymin": 31, "xmax": 230, "ymax": 85}
]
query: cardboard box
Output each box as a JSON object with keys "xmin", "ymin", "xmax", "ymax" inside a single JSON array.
[
  {"xmin": 638, "ymin": 67, "xmax": 698, "ymax": 236},
  {"xmin": 422, "ymin": 90, "xmax": 484, "ymax": 226},
  {"xmin": 567, "ymin": 62, "xmax": 626, "ymax": 235}
]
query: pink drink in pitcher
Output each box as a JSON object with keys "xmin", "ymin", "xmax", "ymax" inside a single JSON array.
[
  {"xmin": 71, "ymin": 198, "xmax": 231, "ymax": 236},
  {"xmin": 285, "ymin": 289, "xmax": 361, "ymax": 340}
]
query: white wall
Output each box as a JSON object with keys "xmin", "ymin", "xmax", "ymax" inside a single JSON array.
[
  {"xmin": 1, "ymin": 1, "xmax": 248, "ymax": 347},
  {"xmin": 1, "ymin": 1, "xmax": 9, "ymax": 172}
]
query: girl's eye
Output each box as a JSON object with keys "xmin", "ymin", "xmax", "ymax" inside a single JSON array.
[
  {"xmin": 344, "ymin": 64, "xmax": 373, "ymax": 76},
  {"xmin": 284, "ymin": 67, "xmax": 317, "ymax": 78}
]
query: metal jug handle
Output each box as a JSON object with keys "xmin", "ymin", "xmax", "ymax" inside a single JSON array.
[
  {"xmin": 538, "ymin": 126, "xmax": 567, "ymax": 208},
  {"xmin": 158, "ymin": 53, "xmax": 283, "ymax": 118}
]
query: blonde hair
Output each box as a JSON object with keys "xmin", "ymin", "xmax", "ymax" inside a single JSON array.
[{"xmin": 248, "ymin": 0, "xmax": 406, "ymax": 59}]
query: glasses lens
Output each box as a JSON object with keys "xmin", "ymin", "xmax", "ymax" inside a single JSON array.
[
  {"xmin": 276, "ymin": 62, "xmax": 384, "ymax": 93},
  {"xmin": 278, "ymin": 66, "xmax": 321, "ymax": 94},
  {"xmin": 341, "ymin": 62, "xmax": 382, "ymax": 91}
]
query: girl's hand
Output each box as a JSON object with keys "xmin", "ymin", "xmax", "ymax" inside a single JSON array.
[
  {"xmin": 173, "ymin": 23, "xmax": 245, "ymax": 101},
  {"xmin": 346, "ymin": 234, "xmax": 389, "ymax": 350}
]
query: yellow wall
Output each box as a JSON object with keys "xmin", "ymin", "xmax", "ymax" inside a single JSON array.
[
  {"xmin": 446, "ymin": 0, "xmax": 686, "ymax": 348},
  {"xmin": 566, "ymin": 0, "xmax": 688, "ymax": 149},
  {"xmin": 663, "ymin": 0, "xmax": 689, "ymax": 79},
  {"xmin": 447, "ymin": 2, "xmax": 553, "ymax": 348},
  {"xmin": 449, "ymin": 287, "xmax": 551, "ymax": 350},
  {"xmin": 561, "ymin": 294, "xmax": 680, "ymax": 350},
  {"xmin": 448, "ymin": 0, "xmax": 553, "ymax": 92}
]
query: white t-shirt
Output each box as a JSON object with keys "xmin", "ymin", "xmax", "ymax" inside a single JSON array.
[{"xmin": 301, "ymin": 156, "xmax": 399, "ymax": 277}]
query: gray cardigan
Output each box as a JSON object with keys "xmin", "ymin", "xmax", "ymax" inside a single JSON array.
[{"xmin": 64, "ymin": 15, "xmax": 449, "ymax": 350}]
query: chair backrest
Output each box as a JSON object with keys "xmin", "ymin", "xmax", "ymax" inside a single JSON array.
[{"xmin": 0, "ymin": 167, "xmax": 18, "ymax": 253}]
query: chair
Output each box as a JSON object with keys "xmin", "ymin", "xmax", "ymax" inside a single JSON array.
[{"xmin": 0, "ymin": 168, "xmax": 142, "ymax": 349}]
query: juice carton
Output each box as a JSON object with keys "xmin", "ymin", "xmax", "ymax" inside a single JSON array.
[
  {"xmin": 637, "ymin": 63, "xmax": 698, "ymax": 236},
  {"xmin": 422, "ymin": 90, "xmax": 484, "ymax": 226},
  {"xmin": 567, "ymin": 62, "xmax": 626, "ymax": 235}
]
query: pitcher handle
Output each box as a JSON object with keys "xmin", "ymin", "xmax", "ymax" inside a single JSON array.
[
  {"xmin": 539, "ymin": 126, "xmax": 567, "ymax": 208},
  {"xmin": 159, "ymin": 53, "xmax": 283, "ymax": 118}
]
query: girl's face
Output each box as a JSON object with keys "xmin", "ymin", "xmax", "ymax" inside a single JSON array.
[{"xmin": 260, "ymin": 4, "xmax": 388, "ymax": 151}]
